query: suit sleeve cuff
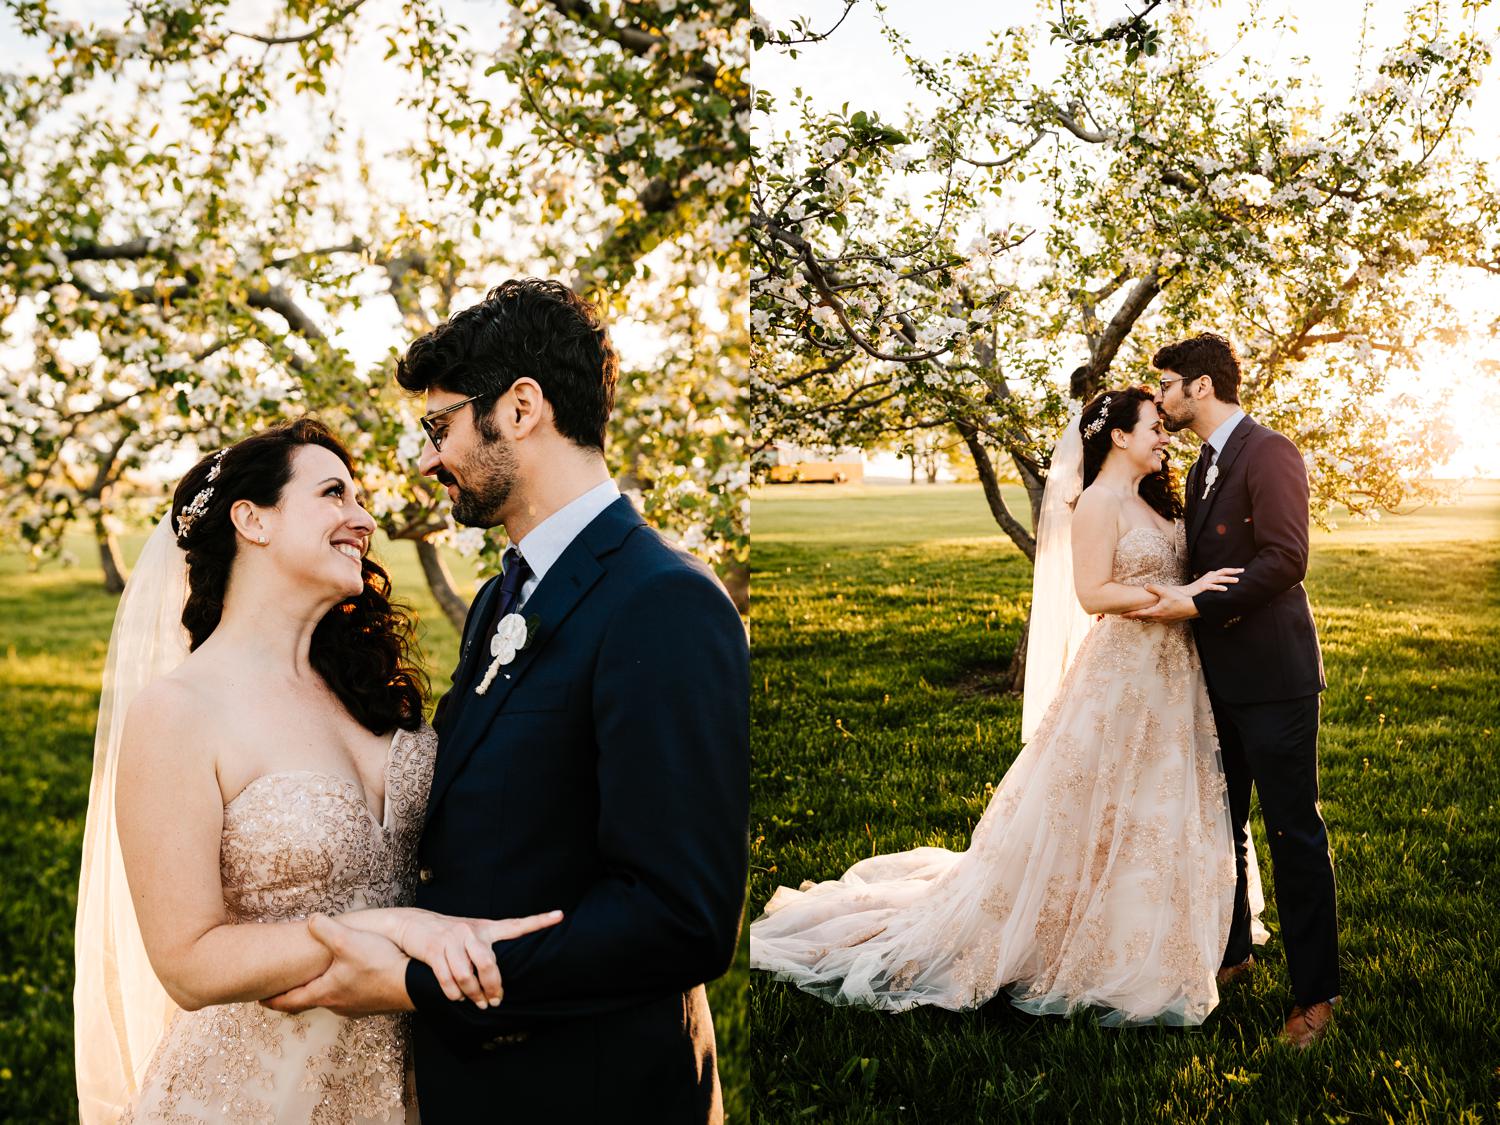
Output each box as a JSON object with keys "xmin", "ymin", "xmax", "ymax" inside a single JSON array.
[
  {"xmin": 1191, "ymin": 592, "xmax": 1219, "ymax": 623},
  {"xmin": 404, "ymin": 958, "xmax": 444, "ymax": 1012}
]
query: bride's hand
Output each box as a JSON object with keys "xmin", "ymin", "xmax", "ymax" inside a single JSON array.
[
  {"xmin": 1182, "ymin": 567, "xmax": 1244, "ymax": 597},
  {"xmin": 339, "ymin": 907, "xmax": 563, "ymax": 1007}
]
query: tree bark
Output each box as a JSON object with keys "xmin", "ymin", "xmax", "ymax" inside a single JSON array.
[
  {"xmin": 1006, "ymin": 614, "xmax": 1031, "ymax": 694},
  {"xmin": 95, "ymin": 519, "xmax": 127, "ymax": 595},
  {"xmin": 955, "ymin": 420, "xmax": 1035, "ymax": 561},
  {"xmin": 415, "ymin": 539, "xmax": 469, "ymax": 631},
  {"xmin": 720, "ymin": 559, "xmax": 749, "ymax": 615}
]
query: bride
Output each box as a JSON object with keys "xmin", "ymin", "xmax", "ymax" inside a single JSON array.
[
  {"xmin": 750, "ymin": 386, "xmax": 1266, "ymax": 1025},
  {"xmin": 74, "ymin": 418, "xmax": 561, "ymax": 1123}
]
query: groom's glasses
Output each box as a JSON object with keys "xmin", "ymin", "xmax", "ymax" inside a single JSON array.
[{"xmin": 421, "ymin": 394, "xmax": 487, "ymax": 452}]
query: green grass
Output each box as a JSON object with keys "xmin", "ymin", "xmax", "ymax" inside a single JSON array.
[
  {"xmin": 749, "ymin": 481, "xmax": 1500, "ymax": 1123},
  {"xmin": 0, "ymin": 530, "xmax": 746, "ymax": 1121}
]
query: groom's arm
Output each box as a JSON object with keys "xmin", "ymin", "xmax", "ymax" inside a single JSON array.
[
  {"xmin": 1192, "ymin": 432, "xmax": 1311, "ymax": 625},
  {"xmin": 405, "ymin": 563, "xmax": 749, "ymax": 1037}
]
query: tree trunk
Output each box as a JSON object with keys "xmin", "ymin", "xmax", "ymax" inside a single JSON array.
[
  {"xmin": 95, "ymin": 520, "xmax": 127, "ymax": 595},
  {"xmin": 720, "ymin": 559, "xmax": 749, "ymax": 615},
  {"xmin": 1006, "ymin": 612, "xmax": 1030, "ymax": 693},
  {"xmin": 416, "ymin": 539, "xmax": 469, "ymax": 630},
  {"xmin": 955, "ymin": 420, "xmax": 1036, "ymax": 561}
]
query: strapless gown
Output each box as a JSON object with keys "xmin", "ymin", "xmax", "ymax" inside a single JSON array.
[
  {"xmin": 751, "ymin": 523, "xmax": 1264, "ymax": 1025},
  {"xmin": 120, "ymin": 724, "xmax": 436, "ymax": 1123}
]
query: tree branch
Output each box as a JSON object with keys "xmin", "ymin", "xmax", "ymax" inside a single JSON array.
[
  {"xmin": 959, "ymin": 126, "xmax": 1047, "ymax": 169},
  {"xmin": 546, "ymin": 0, "xmax": 727, "ymax": 92},
  {"xmin": 246, "ymin": 283, "xmax": 327, "ymax": 340},
  {"xmin": 956, "ymin": 418, "xmax": 1035, "ymax": 560},
  {"xmin": 227, "ymin": 0, "xmax": 370, "ymax": 46},
  {"xmin": 1075, "ymin": 272, "xmax": 1163, "ymax": 398}
]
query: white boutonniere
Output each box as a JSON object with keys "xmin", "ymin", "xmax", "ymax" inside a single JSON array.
[
  {"xmin": 476, "ymin": 613, "xmax": 533, "ymax": 695},
  {"xmin": 1201, "ymin": 462, "xmax": 1219, "ymax": 500}
]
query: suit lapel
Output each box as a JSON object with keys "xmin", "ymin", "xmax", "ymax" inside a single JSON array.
[
  {"xmin": 1185, "ymin": 446, "xmax": 1206, "ymax": 530},
  {"xmin": 426, "ymin": 497, "xmax": 647, "ymax": 815},
  {"xmin": 453, "ymin": 577, "xmax": 503, "ymax": 694},
  {"xmin": 1188, "ymin": 414, "xmax": 1255, "ymax": 550}
]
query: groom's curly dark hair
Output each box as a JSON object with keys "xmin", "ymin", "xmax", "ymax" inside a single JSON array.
[
  {"xmin": 1151, "ymin": 332, "xmax": 1241, "ymax": 404},
  {"xmin": 170, "ymin": 418, "xmax": 427, "ymax": 734},
  {"xmin": 394, "ymin": 277, "xmax": 619, "ymax": 450},
  {"xmin": 1079, "ymin": 386, "xmax": 1184, "ymax": 522}
]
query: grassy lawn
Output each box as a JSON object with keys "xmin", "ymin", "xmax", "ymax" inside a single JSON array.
[
  {"xmin": 750, "ymin": 481, "xmax": 1500, "ymax": 1123},
  {"xmin": 0, "ymin": 529, "xmax": 747, "ymax": 1121}
]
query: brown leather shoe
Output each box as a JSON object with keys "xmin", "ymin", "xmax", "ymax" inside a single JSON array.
[
  {"xmin": 1216, "ymin": 955, "xmax": 1254, "ymax": 987},
  {"xmin": 1279, "ymin": 1000, "xmax": 1336, "ymax": 1049}
]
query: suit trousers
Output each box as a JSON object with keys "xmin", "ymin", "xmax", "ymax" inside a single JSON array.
[{"xmin": 1212, "ymin": 692, "xmax": 1341, "ymax": 1006}]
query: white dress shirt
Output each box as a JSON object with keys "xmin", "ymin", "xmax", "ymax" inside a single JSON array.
[
  {"xmin": 1204, "ymin": 407, "xmax": 1247, "ymax": 461},
  {"xmin": 512, "ymin": 479, "xmax": 621, "ymax": 607}
]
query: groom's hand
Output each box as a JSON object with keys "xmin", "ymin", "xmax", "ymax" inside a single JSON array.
[
  {"xmin": 1124, "ymin": 584, "xmax": 1200, "ymax": 622},
  {"xmin": 261, "ymin": 914, "xmax": 415, "ymax": 1017}
]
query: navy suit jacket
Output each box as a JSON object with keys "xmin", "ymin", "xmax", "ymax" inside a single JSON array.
[
  {"xmin": 405, "ymin": 496, "xmax": 748, "ymax": 1117},
  {"xmin": 1187, "ymin": 414, "xmax": 1326, "ymax": 704}
]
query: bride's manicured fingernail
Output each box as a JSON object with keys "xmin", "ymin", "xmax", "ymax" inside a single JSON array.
[{"xmin": 476, "ymin": 999, "xmax": 488, "ymax": 1009}]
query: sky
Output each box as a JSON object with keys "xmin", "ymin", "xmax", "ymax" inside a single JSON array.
[{"xmin": 754, "ymin": 0, "xmax": 1500, "ymax": 478}]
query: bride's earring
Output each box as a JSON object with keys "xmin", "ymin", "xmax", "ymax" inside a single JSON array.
[{"xmin": 256, "ymin": 534, "xmax": 268, "ymax": 545}]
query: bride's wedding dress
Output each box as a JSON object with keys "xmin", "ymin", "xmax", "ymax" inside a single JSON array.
[
  {"xmin": 119, "ymin": 725, "xmax": 435, "ymax": 1123},
  {"xmin": 751, "ymin": 522, "xmax": 1264, "ymax": 1025}
]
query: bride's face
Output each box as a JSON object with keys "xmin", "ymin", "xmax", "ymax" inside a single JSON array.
[
  {"xmin": 1114, "ymin": 401, "xmax": 1171, "ymax": 476},
  {"xmin": 254, "ymin": 445, "xmax": 376, "ymax": 600}
]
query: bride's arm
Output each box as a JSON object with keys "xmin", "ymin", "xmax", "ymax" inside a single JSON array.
[
  {"xmin": 116, "ymin": 683, "xmax": 560, "ymax": 1012},
  {"xmin": 1070, "ymin": 490, "xmax": 1162, "ymax": 615},
  {"xmin": 114, "ymin": 682, "xmax": 342, "ymax": 1011},
  {"xmin": 334, "ymin": 908, "xmax": 564, "ymax": 1008}
]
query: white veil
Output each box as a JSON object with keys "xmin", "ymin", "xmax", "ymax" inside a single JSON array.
[
  {"xmin": 1020, "ymin": 415, "xmax": 1096, "ymax": 744},
  {"xmin": 74, "ymin": 514, "xmax": 188, "ymax": 1123}
]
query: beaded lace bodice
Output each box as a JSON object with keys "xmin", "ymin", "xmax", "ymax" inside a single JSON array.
[
  {"xmin": 1110, "ymin": 523, "xmax": 1187, "ymax": 588},
  {"xmin": 120, "ymin": 725, "xmax": 436, "ymax": 1125}
]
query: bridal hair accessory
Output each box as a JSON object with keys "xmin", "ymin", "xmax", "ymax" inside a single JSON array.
[
  {"xmin": 1082, "ymin": 396, "xmax": 1112, "ymax": 439},
  {"xmin": 174, "ymin": 486, "xmax": 213, "ymax": 538},
  {"xmin": 174, "ymin": 450, "xmax": 226, "ymax": 539},
  {"xmin": 475, "ymin": 613, "xmax": 533, "ymax": 695}
]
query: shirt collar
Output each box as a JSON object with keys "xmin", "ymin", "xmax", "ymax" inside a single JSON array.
[
  {"xmin": 1205, "ymin": 407, "xmax": 1246, "ymax": 458},
  {"xmin": 513, "ymin": 479, "xmax": 621, "ymax": 585}
]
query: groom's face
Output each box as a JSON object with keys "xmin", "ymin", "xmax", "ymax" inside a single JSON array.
[
  {"xmin": 418, "ymin": 388, "xmax": 518, "ymax": 529},
  {"xmin": 1155, "ymin": 368, "xmax": 1197, "ymax": 433}
]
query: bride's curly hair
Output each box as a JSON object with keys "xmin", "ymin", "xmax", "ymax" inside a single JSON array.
[
  {"xmin": 1079, "ymin": 385, "xmax": 1184, "ymax": 523},
  {"xmin": 170, "ymin": 418, "xmax": 427, "ymax": 734}
]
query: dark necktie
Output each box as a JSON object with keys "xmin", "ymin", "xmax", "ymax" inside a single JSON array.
[
  {"xmin": 1194, "ymin": 443, "xmax": 1217, "ymax": 496},
  {"xmin": 494, "ymin": 546, "xmax": 533, "ymax": 621}
]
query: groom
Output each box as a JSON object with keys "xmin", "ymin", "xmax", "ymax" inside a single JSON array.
[
  {"xmin": 268, "ymin": 279, "xmax": 749, "ymax": 1119},
  {"xmin": 1129, "ymin": 332, "xmax": 1339, "ymax": 1048}
]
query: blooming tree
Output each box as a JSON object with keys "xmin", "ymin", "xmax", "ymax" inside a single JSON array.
[
  {"xmin": 753, "ymin": 0, "xmax": 1496, "ymax": 682},
  {"xmin": 1, "ymin": 0, "xmax": 749, "ymax": 612}
]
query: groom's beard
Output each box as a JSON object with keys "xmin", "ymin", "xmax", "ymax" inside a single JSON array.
[
  {"xmin": 1159, "ymin": 403, "xmax": 1193, "ymax": 433},
  {"xmin": 443, "ymin": 439, "xmax": 518, "ymax": 528}
]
